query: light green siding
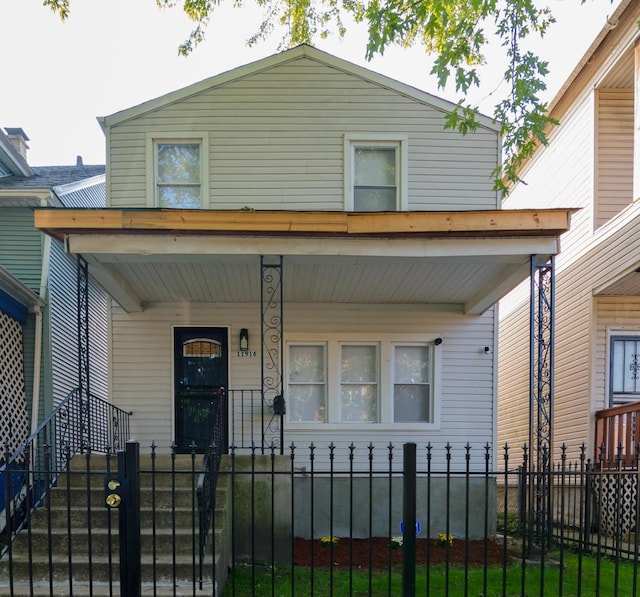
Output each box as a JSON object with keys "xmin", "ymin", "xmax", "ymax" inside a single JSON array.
[{"xmin": 0, "ymin": 208, "xmax": 43, "ymax": 293}]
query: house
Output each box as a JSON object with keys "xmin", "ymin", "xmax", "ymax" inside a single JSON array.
[
  {"xmin": 497, "ymin": 0, "xmax": 640, "ymax": 465},
  {"xmin": 32, "ymin": 45, "xmax": 572, "ymax": 485},
  {"xmin": 0, "ymin": 127, "xmax": 109, "ymax": 461}
]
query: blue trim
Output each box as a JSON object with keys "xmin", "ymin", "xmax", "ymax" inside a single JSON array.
[{"xmin": 0, "ymin": 288, "xmax": 28, "ymax": 323}]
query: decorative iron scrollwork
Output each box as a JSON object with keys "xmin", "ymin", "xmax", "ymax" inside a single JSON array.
[{"xmin": 261, "ymin": 257, "xmax": 284, "ymax": 453}]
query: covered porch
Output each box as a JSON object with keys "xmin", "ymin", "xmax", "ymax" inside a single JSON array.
[{"xmin": 34, "ymin": 207, "xmax": 571, "ymax": 456}]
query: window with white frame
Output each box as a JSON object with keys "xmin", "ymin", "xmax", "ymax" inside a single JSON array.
[
  {"xmin": 147, "ymin": 135, "xmax": 208, "ymax": 208},
  {"xmin": 609, "ymin": 335, "xmax": 640, "ymax": 405},
  {"xmin": 156, "ymin": 142, "xmax": 202, "ymax": 208},
  {"xmin": 344, "ymin": 135, "xmax": 407, "ymax": 211},
  {"xmin": 287, "ymin": 338, "xmax": 436, "ymax": 425},
  {"xmin": 393, "ymin": 344, "xmax": 431, "ymax": 422},
  {"xmin": 288, "ymin": 343, "xmax": 327, "ymax": 422},
  {"xmin": 340, "ymin": 343, "xmax": 378, "ymax": 422}
]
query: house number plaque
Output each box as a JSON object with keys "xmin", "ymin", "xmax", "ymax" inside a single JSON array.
[{"xmin": 236, "ymin": 350, "xmax": 257, "ymax": 358}]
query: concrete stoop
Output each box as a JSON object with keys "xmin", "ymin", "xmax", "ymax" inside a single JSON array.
[{"xmin": 0, "ymin": 454, "xmax": 232, "ymax": 597}]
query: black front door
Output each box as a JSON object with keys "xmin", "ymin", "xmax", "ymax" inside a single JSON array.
[{"xmin": 174, "ymin": 327, "xmax": 228, "ymax": 453}]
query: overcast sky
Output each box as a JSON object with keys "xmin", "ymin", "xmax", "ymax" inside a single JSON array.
[{"xmin": 0, "ymin": 0, "xmax": 620, "ymax": 166}]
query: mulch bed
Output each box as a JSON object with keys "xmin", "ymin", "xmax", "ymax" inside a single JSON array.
[{"xmin": 293, "ymin": 537, "xmax": 509, "ymax": 569}]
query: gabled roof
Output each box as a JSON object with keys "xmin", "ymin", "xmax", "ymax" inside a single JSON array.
[{"xmin": 98, "ymin": 44, "xmax": 499, "ymax": 132}]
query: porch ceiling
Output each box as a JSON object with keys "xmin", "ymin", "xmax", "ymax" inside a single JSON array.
[{"xmin": 34, "ymin": 208, "xmax": 573, "ymax": 315}]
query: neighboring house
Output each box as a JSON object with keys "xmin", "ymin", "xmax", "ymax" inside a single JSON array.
[
  {"xmin": 33, "ymin": 45, "xmax": 571, "ymax": 481},
  {"xmin": 498, "ymin": 0, "xmax": 640, "ymax": 463},
  {"xmin": 0, "ymin": 127, "xmax": 109, "ymax": 460}
]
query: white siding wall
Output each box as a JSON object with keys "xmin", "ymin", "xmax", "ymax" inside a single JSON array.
[
  {"xmin": 499, "ymin": 89, "xmax": 598, "ymax": 459},
  {"xmin": 595, "ymin": 297, "xmax": 640, "ymax": 414},
  {"xmin": 497, "ymin": 301, "xmax": 529, "ymax": 453},
  {"xmin": 107, "ymin": 57, "xmax": 499, "ymax": 211},
  {"xmin": 595, "ymin": 89, "xmax": 634, "ymax": 228},
  {"xmin": 111, "ymin": 301, "xmax": 496, "ymax": 468}
]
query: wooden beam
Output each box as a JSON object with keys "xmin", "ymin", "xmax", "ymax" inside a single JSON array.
[{"xmin": 35, "ymin": 208, "xmax": 574, "ymax": 238}]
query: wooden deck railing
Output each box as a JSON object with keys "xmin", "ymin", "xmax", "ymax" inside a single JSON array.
[{"xmin": 594, "ymin": 401, "xmax": 640, "ymax": 469}]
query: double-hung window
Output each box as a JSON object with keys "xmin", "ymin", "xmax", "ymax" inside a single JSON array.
[
  {"xmin": 344, "ymin": 134, "xmax": 408, "ymax": 211},
  {"xmin": 340, "ymin": 344, "xmax": 378, "ymax": 422},
  {"xmin": 393, "ymin": 344, "xmax": 431, "ymax": 422},
  {"xmin": 287, "ymin": 337, "xmax": 437, "ymax": 426},
  {"xmin": 609, "ymin": 335, "xmax": 640, "ymax": 405},
  {"xmin": 288, "ymin": 343, "xmax": 327, "ymax": 422},
  {"xmin": 148, "ymin": 134, "xmax": 208, "ymax": 208}
]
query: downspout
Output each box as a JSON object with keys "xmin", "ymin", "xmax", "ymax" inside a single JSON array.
[{"xmin": 30, "ymin": 225, "xmax": 52, "ymax": 435}]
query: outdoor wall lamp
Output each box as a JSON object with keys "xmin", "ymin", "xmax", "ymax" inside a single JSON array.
[{"xmin": 239, "ymin": 328, "xmax": 249, "ymax": 351}]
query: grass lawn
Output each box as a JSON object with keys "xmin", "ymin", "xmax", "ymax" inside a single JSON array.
[{"xmin": 222, "ymin": 550, "xmax": 639, "ymax": 596}]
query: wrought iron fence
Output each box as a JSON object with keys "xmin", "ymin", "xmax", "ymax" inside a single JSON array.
[{"xmin": 0, "ymin": 441, "xmax": 639, "ymax": 596}]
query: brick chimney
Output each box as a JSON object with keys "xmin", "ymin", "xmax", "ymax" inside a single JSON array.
[{"xmin": 4, "ymin": 127, "xmax": 30, "ymax": 160}]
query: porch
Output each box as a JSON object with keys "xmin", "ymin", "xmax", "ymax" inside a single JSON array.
[{"xmin": 594, "ymin": 400, "xmax": 640, "ymax": 469}]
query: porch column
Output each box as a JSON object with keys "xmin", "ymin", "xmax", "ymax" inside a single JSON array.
[
  {"xmin": 77, "ymin": 255, "xmax": 91, "ymax": 449},
  {"xmin": 261, "ymin": 256, "xmax": 284, "ymax": 454},
  {"xmin": 528, "ymin": 255, "xmax": 555, "ymax": 552}
]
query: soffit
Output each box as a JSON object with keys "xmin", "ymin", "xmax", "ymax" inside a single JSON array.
[{"xmin": 33, "ymin": 208, "xmax": 572, "ymax": 314}]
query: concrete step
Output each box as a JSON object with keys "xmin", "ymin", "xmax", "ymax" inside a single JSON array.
[
  {"xmin": 36, "ymin": 504, "xmax": 219, "ymax": 528},
  {"xmin": 47, "ymin": 486, "xmax": 201, "ymax": 508},
  {"xmin": 10, "ymin": 527, "xmax": 206, "ymax": 557},
  {"xmin": 1, "ymin": 454, "xmax": 232, "ymax": 592},
  {"xmin": 67, "ymin": 454, "xmax": 206, "ymax": 473},
  {"xmin": 1, "ymin": 553, "xmax": 216, "ymax": 583}
]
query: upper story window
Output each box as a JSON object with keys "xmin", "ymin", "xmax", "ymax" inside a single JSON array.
[
  {"xmin": 147, "ymin": 134, "xmax": 208, "ymax": 208},
  {"xmin": 286, "ymin": 336, "xmax": 438, "ymax": 426},
  {"xmin": 344, "ymin": 134, "xmax": 408, "ymax": 211}
]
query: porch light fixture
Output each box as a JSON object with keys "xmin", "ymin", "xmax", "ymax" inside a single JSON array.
[{"xmin": 239, "ymin": 328, "xmax": 249, "ymax": 351}]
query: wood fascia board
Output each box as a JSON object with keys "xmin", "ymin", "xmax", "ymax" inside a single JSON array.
[
  {"xmin": 81, "ymin": 255, "xmax": 144, "ymax": 313},
  {"xmin": 66, "ymin": 234, "xmax": 560, "ymax": 260},
  {"xmin": 34, "ymin": 208, "xmax": 573, "ymax": 238}
]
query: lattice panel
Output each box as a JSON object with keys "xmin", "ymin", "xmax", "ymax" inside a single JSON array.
[
  {"xmin": 593, "ymin": 474, "xmax": 638, "ymax": 539},
  {"xmin": 0, "ymin": 310, "xmax": 29, "ymax": 461}
]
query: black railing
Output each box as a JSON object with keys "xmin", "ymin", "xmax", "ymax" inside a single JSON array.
[
  {"xmin": 0, "ymin": 389, "xmax": 130, "ymax": 553},
  {"xmin": 228, "ymin": 388, "xmax": 284, "ymax": 450},
  {"xmin": 196, "ymin": 388, "xmax": 226, "ymax": 588},
  {"xmin": 2, "ymin": 441, "xmax": 640, "ymax": 596}
]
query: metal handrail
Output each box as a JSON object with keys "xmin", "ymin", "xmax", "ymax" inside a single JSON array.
[
  {"xmin": 196, "ymin": 387, "xmax": 225, "ymax": 587},
  {"xmin": 594, "ymin": 401, "xmax": 640, "ymax": 468},
  {"xmin": 1, "ymin": 389, "xmax": 130, "ymax": 552}
]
